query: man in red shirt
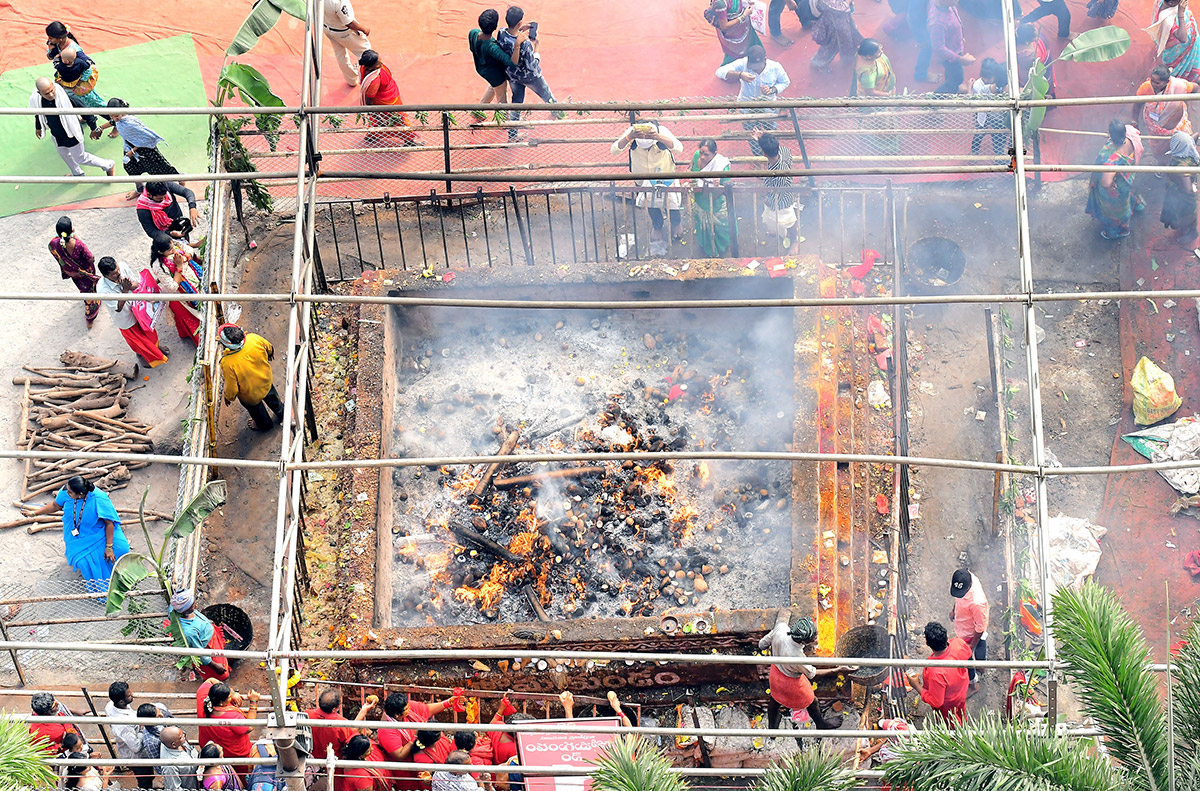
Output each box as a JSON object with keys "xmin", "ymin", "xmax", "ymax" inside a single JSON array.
[
  {"xmin": 335, "ymin": 734, "xmax": 390, "ymax": 791},
  {"xmin": 306, "ymin": 689, "xmax": 358, "ymax": 762},
  {"xmin": 377, "ymin": 691, "xmax": 464, "ymax": 763},
  {"xmin": 28, "ymin": 693, "xmax": 81, "ymax": 754},
  {"xmin": 907, "ymin": 621, "xmax": 971, "ymax": 725}
]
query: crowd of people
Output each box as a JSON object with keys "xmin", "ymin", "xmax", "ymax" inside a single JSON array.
[{"xmin": 30, "ymin": 682, "xmax": 637, "ymax": 791}]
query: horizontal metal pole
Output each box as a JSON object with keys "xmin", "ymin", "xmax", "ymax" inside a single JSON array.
[
  {"xmin": 0, "ymin": 94, "xmax": 1180, "ymax": 120},
  {"xmin": 1028, "ymin": 163, "xmax": 1200, "ymax": 175},
  {"xmin": 0, "ymin": 589, "xmax": 161, "ymax": 607},
  {"xmin": 2, "ymin": 687, "xmax": 196, "ymax": 699},
  {"xmin": 280, "ymin": 647, "xmax": 1041, "ymax": 669},
  {"xmin": 288, "ymin": 449, "xmax": 1035, "ymax": 474},
  {"xmin": 0, "ymin": 292, "xmax": 291, "ymax": 304},
  {"xmin": 11, "ymin": 444, "xmax": 1200, "ymax": 478},
  {"xmin": 319, "ymin": 166, "xmax": 1009, "ymax": 182},
  {"xmin": 0, "ymin": 106, "xmax": 301, "ymax": 116},
  {"xmin": 0, "ymin": 171, "xmax": 296, "ymax": 186},
  {"xmin": 0, "ymin": 640, "xmax": 261, "ymax": 660},
  {"xmin": 0, "ymin": 448, "xmax": 278, "ymax": 470},
  {"xmin": 5, "ymin": 611, "xmax": 169, "ymax": 628},
  {"xmin": 0, "ymin": 639, "xmax": 1048, "ymax": 667},
  {"xmin": 7, "ymin": 288, "xmax": 1200, "ymax": 308}
]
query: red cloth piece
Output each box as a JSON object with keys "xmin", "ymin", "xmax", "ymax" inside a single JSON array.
[
  {"xmin": 1185, "ymin": 551, "xmax": 1200, "ymax": 577},
  {"xmin": 848, "ymin": 249, "xmax": 881, "ymax": 279}
]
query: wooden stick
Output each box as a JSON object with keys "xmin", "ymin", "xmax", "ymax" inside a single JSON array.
[
  {"xmin": 522, "ymin": 585, "xmax": 551, "ymax": 623},
  {"xmin": 446, "ymin": 523, "xmax": 521, "ymax": 563},
  {"xmin": 0, "ymin": 516, "xmax": 54, "ymax": 530},
  {"xmin": 473, "ymin": 429, "xmax": 521, "ymax": 496},
  {"xmin": 75, "ymin": 411, "xmax": 148, "ymax": 435},
  {"xmin": 493, "ymin": 466, "xmax": 607, "ymax": 488},
  {"xmin": 13, "ymin": 376, "xmax": 102, "ymax": 388},
  {"xmin": 36, "ymin": 394, "xmax": 130, "ymax": 414},
  {"xmin": 20, "ymin": 382, "xmax": 31, "ymax": 501},
  {"xmin": 59, "ymin": 351, "xmax": 138, "ymax": 380}
]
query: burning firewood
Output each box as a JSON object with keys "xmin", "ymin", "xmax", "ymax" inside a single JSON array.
[
  {"xmin": 492, "ymin": 466, "xmax": 607, "ymax": 488},
  {"xmin": 522, "ymin": 584, "xmax": 550, "ymax": 623},
  {"xmin": 473, "ymin": 428, "xmax": 521, "ymax": 495},
  {"xmin": 447, "ymin": 523, "xmax": 521, "ymax": 563}
]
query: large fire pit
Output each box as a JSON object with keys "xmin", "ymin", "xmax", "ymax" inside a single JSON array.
[
  {"xmin": 386, "ymin": 281, "xmax": 795, "ymax": 627},
  {"xmin": 329, "ymin": 255, "xmax": 894, "ymax": 677}
]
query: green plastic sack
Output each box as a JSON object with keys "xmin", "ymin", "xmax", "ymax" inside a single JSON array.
[{"xmin": 1132, "ymin": 356, "xmax": 1182, "ymax": 425}]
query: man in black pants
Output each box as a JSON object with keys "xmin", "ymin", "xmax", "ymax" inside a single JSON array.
[
  {"xmin": 768, "ymin": 0, "xmax": 817, "ymax": 46},
  {"xmin": 1020, "ymin": 0, "xmax": 1070, "ymax": 39}
]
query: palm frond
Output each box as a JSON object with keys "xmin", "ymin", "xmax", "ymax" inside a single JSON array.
[
  {"xmin": 882, "ymin": 714, "xmax": 1132, "ymax": 791},
  {"xmin": 0, "ymin": 716, "xmax": 56, "ymax": 791},
  {"xmin": 1052, "ymin": 582, "xmax": 1169, "ymax": 791},
  {"xmin": 589, "ymin": 734, "xmax": 689, "ymax": 791},
  {"xmin": 756, "ymin": 746, "xmax": 856, "ymax": 791},
  {"xmin": 1169, "ymin": 620, "xmax": 1200, "ymax": 753}
]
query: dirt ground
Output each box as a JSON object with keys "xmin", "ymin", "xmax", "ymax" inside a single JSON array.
[
  {"xmin": 899, "ymin": 176, "xmax": 1126, "ymax": 720},
  {"xmin": 0, "ymin": 206, "xmax": 198, "ymax": 688}
]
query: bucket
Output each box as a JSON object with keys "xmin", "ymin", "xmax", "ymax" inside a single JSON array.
[
  {"xmin": 202, "ymin": 603, "xmax": 254, "ymax": 652},
  {"xmin": 904, "ymin": 237, "xmax": 966, "ymax": 295}
]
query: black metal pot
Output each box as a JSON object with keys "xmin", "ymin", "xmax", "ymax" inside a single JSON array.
[
  {"xmin": 904, "ymin": 237, "xmax": 966, "ymax": 295},
  {"xmin": 202, "ymin": 603, "xmax": 254, "ymax": 652},
  {"xmin": 834, "ymin": 624, "xmax": 890, "ymax": 685}
]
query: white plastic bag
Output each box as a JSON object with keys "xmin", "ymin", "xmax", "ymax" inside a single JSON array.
[{"xmin": 750, "ymin": 0, "xmax": 768, "ymax": 35}]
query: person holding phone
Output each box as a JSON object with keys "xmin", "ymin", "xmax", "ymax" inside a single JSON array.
[{"xmin": 497, "ymin": 7, "xmax": 558, "ymax": 141}]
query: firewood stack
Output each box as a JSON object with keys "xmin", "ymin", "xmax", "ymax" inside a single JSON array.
[{"xmin": 14, "ymin": 350, "xmax": 154, "ymax": 502}]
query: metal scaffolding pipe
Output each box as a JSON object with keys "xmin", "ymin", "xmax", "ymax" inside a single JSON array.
[
  {"xmin": 318, "ymin": 166, "xmax": 1010, "ymax": 182},
  {"xmin": 10, "ymin": 287, "xmax": 1200, "ymax": 308}
]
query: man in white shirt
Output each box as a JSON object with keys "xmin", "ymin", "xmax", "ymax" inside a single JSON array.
[
  {"xmin": 715, "ymin": 45, "xmax": 790, "ymax": 154},
  {"xmin": 715, "ymin": 45, "xmax": 791, "ymax": 103},
  {"xmin": 323, "ymin": 0, "xmax": 373, "ymax": 86},
  {"xmin": 105, "ymin": 682, "xmax": 141, "ymax": 768}
]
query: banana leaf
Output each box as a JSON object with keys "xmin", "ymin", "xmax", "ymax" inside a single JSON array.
[
  {"xmin": 227, "ymin": 0, "xmax": 308, "ymax": 56},
  {"xmin": 105, "ymin": 553, "xmax": 157, "ymax": 615},
  {"xmin": 158, "ymin": 480, "xmax": 228, "ymax": 566},
  {"xmin": 1056, "ymin": 26, "xmax": 1131, "ymax": 63},
  {"xmin": 1023, "ymin": 62, "xmax": 1051, "ymax": 137},
  {"xmin": 218, "ymin": 63, "xmax": 285, "ymax": 109}
]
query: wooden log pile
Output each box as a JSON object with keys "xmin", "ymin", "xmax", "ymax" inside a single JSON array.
[{"xmin": 15, "ymin": 351, "xmax": 152, "ymax": 501}]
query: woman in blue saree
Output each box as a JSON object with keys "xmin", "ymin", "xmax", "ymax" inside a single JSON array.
[{"xmin": 30, "ymin": 476, "xmax": 130, "ymax": 594}]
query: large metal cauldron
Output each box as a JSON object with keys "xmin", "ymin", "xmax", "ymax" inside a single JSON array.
[
  {"xmin": 834, "ymin": 624, "xmax": 891, "ymax": 685},
  {"xmin": 904, "ymin": 237, "xmax": 966, "ymax": 295}
]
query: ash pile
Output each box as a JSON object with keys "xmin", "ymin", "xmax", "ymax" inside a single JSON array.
[{"xmin": 388, "ymin": 300, "xmax": 799, "ymax": 627}]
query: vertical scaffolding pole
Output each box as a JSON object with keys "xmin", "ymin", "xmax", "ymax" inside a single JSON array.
[
  {"xmin": 1000, "ymin": 0, "xmax": 1057, "ymax": 730},
  {"xmin": 265, "ymin": 0, "xmax": 321, "ymax": 787}
]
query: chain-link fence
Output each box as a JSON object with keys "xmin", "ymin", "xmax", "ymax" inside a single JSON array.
[
  {"xmin": 0, "ymin": 576, "xmax": 170, "ymax": 683},
  {"xmin": 243, "ymin": 98, "xmax": 1003, "ymax": 212}
]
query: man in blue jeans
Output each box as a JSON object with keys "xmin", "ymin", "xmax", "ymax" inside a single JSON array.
[{"xmin": 498, "ymin": 6, "xmax": 558, "ymax": 141}]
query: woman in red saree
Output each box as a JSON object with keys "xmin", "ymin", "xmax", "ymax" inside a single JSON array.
[{"xmin": 358, "ymin": 50, "xmax": 422, "ymax": 147}]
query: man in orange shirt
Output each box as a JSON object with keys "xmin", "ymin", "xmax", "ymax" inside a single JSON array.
[
  {"xmin": 907, "ymin": 621, "xmax": 971, "ymax": 725},
  {"xmin": 306, "ymin": 689, "xmax": 357, "ymax": 762},
  {"xmin": 950, "ymin": 568, "xmax": 989, "ymax": 693}
]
